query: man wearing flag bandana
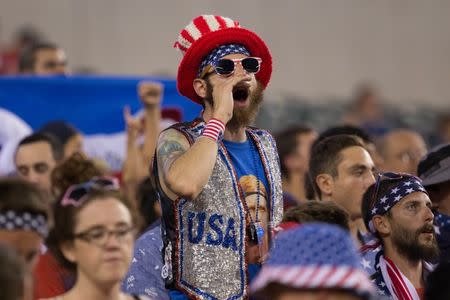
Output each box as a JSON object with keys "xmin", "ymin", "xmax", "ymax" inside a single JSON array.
[
  {"xmin": 361, "ymin": 172, "xmax": 439, "ymax": 299},
  {"xmin": 154, "ymin": 15, "xmax": 282, "ymax": 299}
]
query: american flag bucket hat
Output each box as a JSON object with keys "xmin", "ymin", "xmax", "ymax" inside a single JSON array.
[{"xmin": 251, "ymin": 223, "xmax": 377, "ymax": 299}]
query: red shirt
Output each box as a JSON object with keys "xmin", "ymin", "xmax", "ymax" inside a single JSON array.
[{"xmin": 33, "ymin": 252, "xmax": 74, "ymax": 299}]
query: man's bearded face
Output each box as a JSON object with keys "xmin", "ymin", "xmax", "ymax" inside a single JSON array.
[
  {"xmin": 390, "ymin": 217, "xmax": 439, "ymax": 262},
  {"xmin": 203, "ymin": 78, "xmax": 264, "ymax": 131}
]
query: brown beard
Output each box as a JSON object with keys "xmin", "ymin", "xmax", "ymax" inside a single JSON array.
[
  {"xmin": 390, "ymin": 220, "xmax": 440, "ymax": 262},
  {"xmin": 203, "ymin": 79, "xmax": 264, "ymax": 132}
]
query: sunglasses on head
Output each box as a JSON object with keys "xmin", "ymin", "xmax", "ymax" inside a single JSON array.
[
  {"xmin": 60, "ymin": 177, "xmax": 120, "ymax": 207},
  {"xmin": 207, "ymin": 57, "xmax": 262, "ymax": 77},
  {"xmin": 369, "ymin": 172, "xmax": 407, "ymax": 210}
]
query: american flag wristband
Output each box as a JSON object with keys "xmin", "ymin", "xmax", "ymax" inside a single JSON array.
[{"xmin": 202, "ymin": 118, "xmax": 225, "ymax": 142}]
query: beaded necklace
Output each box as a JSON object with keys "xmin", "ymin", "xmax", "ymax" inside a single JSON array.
[{"xmin": 245, "ymin": 132, "xmax": 265, "ymax": 247}]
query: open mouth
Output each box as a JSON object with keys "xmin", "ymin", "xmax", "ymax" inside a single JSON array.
[
  {"xmin": 422, "ymin": 230, "xmax": 434, "ymax": 235},
  {"xmin": 420, "ymin": 225, "xmax": 435, "ymax": 235},
  {"xmin": 232, "ymin": 84, "xmax": 250, "ymax": 103}
]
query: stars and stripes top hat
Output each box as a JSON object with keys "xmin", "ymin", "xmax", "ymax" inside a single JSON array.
[
  {"xmin": 174, "ymin": 15, "xmax": 272, "ymax": 104},
  {"xmin": 250, "ymin": 223, "xmax": 377, "ymax": 299}
]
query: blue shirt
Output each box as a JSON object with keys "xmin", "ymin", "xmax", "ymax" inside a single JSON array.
[
  {"xmin": 122, "ymin": 222, "xmax": 170, "ymax": 300},
  {"xmin": 222, "ymin": 137, "xmax": 269, "ymax": 201}
]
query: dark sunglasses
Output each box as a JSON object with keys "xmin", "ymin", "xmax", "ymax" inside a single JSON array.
[
  {"xmin": 61, "ymin": 177, "xmax": 120, "ymax": 207},
  {"xmin": 211, "ymin": 57, "xmax": 262, "ymax": 76}
]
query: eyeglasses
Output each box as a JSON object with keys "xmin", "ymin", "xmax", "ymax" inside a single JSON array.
[
  {"xmin": 209, "ymin": 57, "xmax": 262, "ymax": 77},
  {"xmin": 369, "ymin": 172, "xmax": 405, "ymax": 210},
  {"xmin": 72, "ymin": 225, "xmax": 135, "ymax": 247},
  {"xmin": 60, "ymin": 177, "xmax": 120, "ymax": 207}
]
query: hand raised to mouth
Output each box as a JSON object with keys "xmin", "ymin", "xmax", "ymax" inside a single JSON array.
[{"xmin": 211, "ymin": 73, "xmax": 248, "ymax": 124}]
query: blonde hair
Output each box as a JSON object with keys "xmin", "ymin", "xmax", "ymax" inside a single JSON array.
[{"xmin": 239, "ymin": 175, "xmax": 267, "ymax": 198}]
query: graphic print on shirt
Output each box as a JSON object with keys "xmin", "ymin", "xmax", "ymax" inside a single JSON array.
[{"xmin": 239, "ymin": 175, "xmax": 269, "ymax": 264}]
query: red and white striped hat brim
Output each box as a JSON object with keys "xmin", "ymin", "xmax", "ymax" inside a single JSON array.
[
  {"xmin": 251, "ymin": 265, "xmax": 376, "ymax": 298},
  {"xmin": 174, "ymin": 15, "xmax": 272, "ymax": 104}
]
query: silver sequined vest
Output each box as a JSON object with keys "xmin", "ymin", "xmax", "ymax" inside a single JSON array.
[{"xmin": 156, "ymin": 119, "xmax": 283, "ymax": 300}]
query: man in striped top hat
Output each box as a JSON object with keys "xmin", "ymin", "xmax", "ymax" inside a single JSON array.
[
  {"xmin": 361, "ymin": 172, "xmax": 439, "ymax": 299},
  {"xmin": 154, "ymin": 15, "xmax": 282, "ymax": 299}
]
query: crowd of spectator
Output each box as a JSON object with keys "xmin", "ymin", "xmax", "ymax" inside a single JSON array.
[{"xmin": 1, "ymin": 17, "xmax": 450, "ymax": 300}]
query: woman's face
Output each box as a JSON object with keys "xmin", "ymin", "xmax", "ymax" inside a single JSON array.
[{"xmin": 62, "ymin": 197, "xmax": 134, "ymax": 286}]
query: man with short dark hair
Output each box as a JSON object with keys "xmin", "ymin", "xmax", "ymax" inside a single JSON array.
[
  {"xmin": 361, "ymin": 172, "xmax": 438, "ymax": 299},
  {"xmin": 19, "ymin": 42, "xmax": 68, "ymax": 75},
  {"xmin": 283, "ymin": 200, "xmax": 350, "ymax": 231},
  {"xmin": 308, "ymin": 134, "xmax": 376, "ymax": 245},
  {"xmin": 15, "ymin": 133, "xmax": 63, "ymax": 196},
  {"xmin": 316, "ymin": 125, "xmax": 383, "ymax": 168},
  {"xmin": 418, "ymin": 143, "xmax": 450, "ymax": 261},
  {"xmin": 275, "ymin": 125, "xmax": 317, "ymax": 208}
]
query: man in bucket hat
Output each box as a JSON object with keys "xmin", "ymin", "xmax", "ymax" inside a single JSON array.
[
  {"xmin": 417, "ymin": 143, "xmax": 450, "ymax": 261},
  {"xmin": 155, "ymin": 15, "xmax": 282, "ymax": 299},
  {"xmin": 361, "ymin": 172, "xmax": 439, "ymax": 299},
  {"xmin": 251, "ymin": 223, "xmax": 378, "ymax": 300}
]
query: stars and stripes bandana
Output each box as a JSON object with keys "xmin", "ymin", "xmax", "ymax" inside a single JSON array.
[
  {"xmin": 378, "ymin": 255, "xmax": 433, "ymax": 300},
  {"xmin": 368, "ymin": 174, "xmax": 427, "ymax": 233},
  {"xmin": 0, "ymin": 210, "xmax": 48, "ymax": 237},
  {"xmin": 198, "ymin": 44, "xmax": 250, "ymax": 77},
  {"xmin": 251, "ymin": 223, "xmax": 377, "ymax": 299}
]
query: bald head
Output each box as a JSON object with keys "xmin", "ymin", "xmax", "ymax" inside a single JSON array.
[{"xmin": 378, "ymin": 129, "xmax": 427, "ymax": 175}]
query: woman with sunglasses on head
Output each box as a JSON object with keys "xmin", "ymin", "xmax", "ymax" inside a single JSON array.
[
  {"xmin": 34, "ymin": 153, "xmax": 106, "ymax": 299},
  {"xmin": 41, "ymin": 178, "xmax": 150, "ymax": 300}
]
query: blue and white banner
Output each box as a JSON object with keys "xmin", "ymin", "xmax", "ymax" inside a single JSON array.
[
  {"xmin": 0, "ymin": 75, "xmax": 200, "ymax": 133},
  {"xmin": 0, "ymin": 76, "xmax": 202, "ymax": 172}
]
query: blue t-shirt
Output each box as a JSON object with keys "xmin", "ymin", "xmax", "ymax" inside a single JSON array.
[{"xmin": 222, "ymin": 138, "xmax": 269, "ymax": 206}]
